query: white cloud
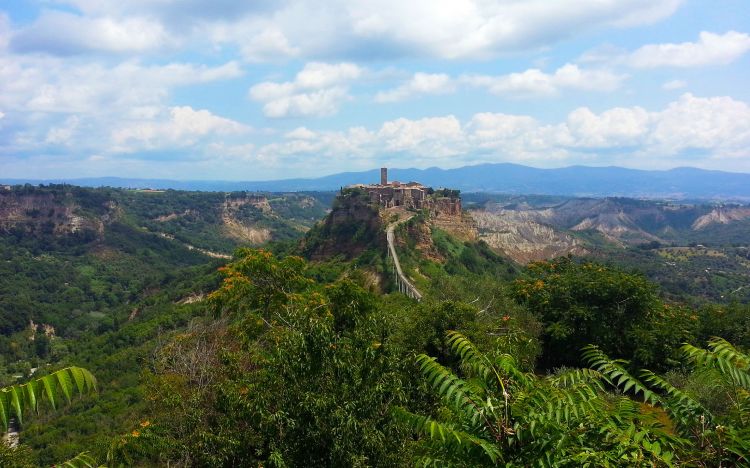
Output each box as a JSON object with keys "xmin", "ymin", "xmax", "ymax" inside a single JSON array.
[
  {"xmin": 0, "ymin": 56, "xmax": 242, "ymax": 114},
  {"xmin": 237, "ymin": 26, "xmax": 300, "ymax": 62},
  {"xmin": 467, "ymin": 113, "xmax": 538, "ymax": 143},
  {"xmin": 627, "ymin": 31, "xmax": 750, "ymax": 67},
  {"xmin": 4, "ymin": 88, "xmax": 750, "ymax": 177},
  {"xmin": 11, "ymin": 10, "xmax": 172, "ymax": 55},
  {"xmin": 462, "ymin": 64, "xmax": 625, "ymax": 98},
  {"xmin": 285, "ymin": 127, "xmax": 318, "ymax": 140},
  {"xmin": 340, "ymin": 0, "xmax": 683, "ymax": 60},
  {"xmin": 17, "ymin": 0, "xmax": 683, "ymax": 60},
  {"xmin": 0, "ymin": 53, "xmax": 246, "ymax": 159},
  {"xmin": 112, "ymin": 106, "xmax": 250, "ymax": 152},
  {"xmin": 662, "ymin": 79, "xmax": 687, "ymax": 90},
  {"xmin": 375, "ymin": 73, "xmax": 454, "ymax": 103},
  {"xmin": 249, "ymin": 62, "xmax": 363, "ymax": 117},
  {"xmin": 45, "ymin": 116, "xmax": 81, "ymax": 145},
  {"xmin": 565, "ymin": 107, "xmax": 651, "ymax": 147},
  {"xmin": 252, "ymin": 94, "xmax": 750, "ymax": 173},
  {"xmin": 295, "ymin": 62, "xmax": 362, "ymax": 88},
  {"xmin": 377, "ymin": 116, "xmax": 463, "ymax": 155},
  {"xmin": 649, "ymin": 93, "xmax": 750, "ymax": 158}
]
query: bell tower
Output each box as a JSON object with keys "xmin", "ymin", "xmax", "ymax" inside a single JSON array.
[{"xmin": 380, "ymin": 167, "xmax": 387, "ymax": 185}]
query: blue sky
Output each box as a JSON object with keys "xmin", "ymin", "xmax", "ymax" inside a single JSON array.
[{"xmin": 0, "ymin": 0, "xmax": 749, "ymax": 180}]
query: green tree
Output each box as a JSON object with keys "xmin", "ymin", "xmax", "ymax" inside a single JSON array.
[
  {"xmin": 512, "ymin": 257, "xmax": 695, "ymax": 369},
  {"xmin": 138, "ymin": 250, "xmax": 412, "ymax": 466}
]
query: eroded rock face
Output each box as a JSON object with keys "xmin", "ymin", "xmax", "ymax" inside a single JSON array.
[
  {"xmin": 692, "ymin": 207, "xmax": 750, "ymax": 230},
  {"xmin": 301, "ymin": 189, "xmax": 385, "ymax": 260},
  {"xmin": 471, "ymin": 210, "xmax": 586, "ymax": 264},
  {"xmin": 405, "ymin": 220, "xmax": 445, "ymax": 263},
  {"xmin": 225, "ymin": 195, "xmax": 273, "ymax": 214},
  {"xmin": 429, "ymin": 199, "xmax": 478, "ymax": 242},
  {"xmin": 0, "ymin": 191, "xmax": 114, "ymax": 237},
  {"xmin": 222, "ymin": 220, "xmax": 272, "ymax": 245},
  {"xmin": 221, "ymin": 196, "xmax": 273, "ymax": 244}
]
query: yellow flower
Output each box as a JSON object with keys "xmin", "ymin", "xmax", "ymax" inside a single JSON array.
[
  {"xmin": 140, "ymin": 420, "xmax": 151, "ymax": 428},
  {"xmin": 131, "ymin": 430, "xmax": 140, "ymax": 438}
]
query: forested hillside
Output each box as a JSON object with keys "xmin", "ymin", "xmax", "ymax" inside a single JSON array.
[{"xmin": 0, "ymin": 185, "xmax": 748, "ymax": 466}]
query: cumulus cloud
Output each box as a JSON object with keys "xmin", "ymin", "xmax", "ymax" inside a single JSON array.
[
  {"xmin": 0, "ymin": 56, "xmax": 242, "ymax": 114},
  {"xmin": 236, "ymin": 26, "xmax": 300, "ymax": 62},
  {"xmin": 378, "ymin": 116, "xmax": 463, "ymax": 154},
  {"xmin": 0, "ymin": 54, "xmax": 247, "ymax": 158},
  {"xmin": 11, "ymin": 10, "xmax": 172, "ymax": 55},
  {"xmin": 20, "ymin": 0, "xmax": 683, "ymax": 60},
  {"xmin": 249, "ymin": 62, "xmax": 363, "ymax": 117},
  {"xmin": 462, "ymin": 64, "xmax": 625, "ymax": 98},
  {"xmin": 565, "ymin": 107, "xmax": 651, "ymax": 147},
  {"xmin": 375, "ymin": 73, "xmax": 454, "ymax": 103},
  {"xmin": 662, "ymin": 79, "xmax": 687, "ymax": 90},
  {"xmin": 579, "ymin": 31, "xmax": 750, "ymax": 69},
  {"xmin": 649, "ymin": 93, "xmax": 750, "ymax": 158},
  {"xmin": 335, "ymin": 0, "xmax": 683, "ymax": 60},
  {"xmin": 265, "ymin": 94, "xmax": 750, "ymax": 171},
  {"xmin": 284, "ymin": 127, "xmax": 318, "ymax": 140},
  {"xmin": 45, "ymin": 116, "xmax": 81, "ymax": 145},
  {"xmin": 4, "ymin": 89, "xmax": 750, "ymax": 176},
  {"xmin": 626, "ymin": 31, "xmax": 750, "ymax": 68},
  {"xmin": 112, "ymin": 106, "xmax": 250, "ymax": 152}
]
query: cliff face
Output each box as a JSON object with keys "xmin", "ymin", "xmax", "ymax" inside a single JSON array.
[
  {"xmin": 431, "ymin": 211, "xmax": 478, "ymax": 242},
  {"xmin": 428, "ymin": 197, "xmax": 477, "ymax": 242},
  {"xmin": 301, "ymin": 188, "xmax": 385, "ymax": 260},
  {"xmin": 471, "ymin": 210, "xmax": 586, "ymax": 264},
  {"xmin": 0, "ymin": 190, "xmax": 115, "ymax": 238},
  {"xmin": 404, "ymin": 219, "xmax": 444, "ymax": 262},
  {"xmin": 691, "ymin": 207, "xmax": 750, "ymax": 230},
  {"xmin": 222, "ymin": 195, "xmax": 273, "ymax": 244}
]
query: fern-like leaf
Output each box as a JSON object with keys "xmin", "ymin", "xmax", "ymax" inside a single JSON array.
[
  {"xmin": 0, "ymin": 367, "xmax": 96, "ymax": 432},
  {"xmin": 392, "ymin": 407, "xmax": 502, "ymax": 464},
  {"xmin": 58, "ymin": 451, "xmax": 100, "ymax": 467},
  {"xmin": 682, "ymin": 341, "xmax": 750, "ymax": 390},
  {"xmin": 548, "ymin": 368, "xmax": 604, "ymax": 391},
  {"xmin": 640, "ymin": 369, "xmax": 709, "ymax": 424},
  {"xmin": 582, "ymin": 345, "xmax": 657, "ymax": 403},
  {"xmin": 415, "ymin": 354, "xmax": 484, "ymax": 421},
  {"xmin": 708, "ymin": 338, "xmax": 750, "ymax": 370}
]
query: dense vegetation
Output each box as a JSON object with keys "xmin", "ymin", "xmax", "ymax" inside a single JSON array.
[{"xmin": 0, "ymin": 185, "xmax": 748, "ymax": 466}]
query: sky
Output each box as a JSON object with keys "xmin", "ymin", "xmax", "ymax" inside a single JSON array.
[{"xmin": 0, "ymin": 0, "xmax": 749, "ymax": 181}]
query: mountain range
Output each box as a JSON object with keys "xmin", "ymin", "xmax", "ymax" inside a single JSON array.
[{"xmin": 4, "ymin": 163, "xmax": 750, "ymax": 200}]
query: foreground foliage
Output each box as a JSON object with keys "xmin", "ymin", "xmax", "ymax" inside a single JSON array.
[
  {"xmin": 400, "ymin": 331, "xmax": 749, "ymax": 467},
  {"xmin": 0, "ymin": 366, "xmax": 96, "ymax": 431},
  {"xmin": 397, "ymin": 332, "xmax": 681, "ymax": 467},
  {"xmin": 3, "ymin": 234, "xmax": 749, "ymax": 465},
  {"xmin": 586, "ymin": 338, "xmax": 750, "ymax": 465},
  {"xmin": 119, "ymin": 249, "xmax": 414, "ymax": 466}
]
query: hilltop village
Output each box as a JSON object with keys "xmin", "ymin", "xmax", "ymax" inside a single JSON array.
[{"xmin": 349, "ymin": 167, "xmax": 462, "ymax": 217}]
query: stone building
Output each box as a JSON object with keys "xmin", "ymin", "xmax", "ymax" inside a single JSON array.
[{"xmin": 349, "ymin": 168, "xmax": 461, "ymax": 213}]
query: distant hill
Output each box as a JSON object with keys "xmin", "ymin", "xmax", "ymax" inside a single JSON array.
[{"xmin": 4, "ymin": 163, "xmax": 750, "ymax": 199}]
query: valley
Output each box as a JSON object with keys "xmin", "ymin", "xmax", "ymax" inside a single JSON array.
[{"xmin": 0, "ymin": 182, "xmax": 749, "ymax": 466}]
